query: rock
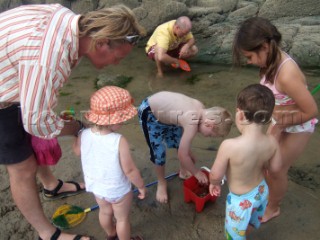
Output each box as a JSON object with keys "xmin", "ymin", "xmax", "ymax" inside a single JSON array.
[
  {"xmin": 259, "ymin": 0, "xmax": 320, "ymax": 20},
  {"xmin": 0, "ymin": 0, "xmax": 319, "ymax": 66},
  {"xmin": 139, "ymin": 0, "xmax": 188, "ymax": 33},
  {"xmin": 99, "ymin": 0, "xmax": 140, "ymax": 9},
  {"xmin": 71, "ymin": 0, "xmax": 98, "ymax": 14},
  {"xmin": 196, "ymin": 0, "xmax": 237, "ymax": 13},
  {"xmin": 227, "ymin": 2, "xmax": 259, "ymax": 23}
]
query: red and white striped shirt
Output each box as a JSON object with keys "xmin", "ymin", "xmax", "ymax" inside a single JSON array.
[{"xmin": 0, "ymin": 4, "xmax": 80, "ymax": 138}]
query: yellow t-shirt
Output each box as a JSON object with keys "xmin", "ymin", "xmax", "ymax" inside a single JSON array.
[{"xmin": 145, "ymin": 20, "xmax": 193, "ymax": 53}]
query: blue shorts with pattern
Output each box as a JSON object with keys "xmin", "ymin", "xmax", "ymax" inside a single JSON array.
[
  {"xmin": 225, "ymin": 179, "xmax": 269, "ymax": 240},
  {"xmin": 138, "ymin": 98, "xmax": 182, "ymax": 166}
]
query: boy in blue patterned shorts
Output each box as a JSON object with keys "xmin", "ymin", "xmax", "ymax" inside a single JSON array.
[
  {"xmin": 209, "ymin": 84, "xmax": 282, "ymax": 239},
  {"xmin": 138, "ymin": 91, "xmax": 232, "ymax": 203}
]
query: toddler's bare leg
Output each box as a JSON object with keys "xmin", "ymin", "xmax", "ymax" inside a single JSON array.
[
  {"xmin": 113, "ymin": 192, "xmax": 133, "ymax": 240},
  {"xmin": 95, "ymin": 196, "xmax": 116, "ymax": 238}
]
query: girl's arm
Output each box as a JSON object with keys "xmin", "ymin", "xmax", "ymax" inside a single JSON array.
[
  {"xmin": 268, "ymin": 136, "xmax": 282, "ymax": 174},
  {"xmin": 119, "ymin": 136, "xmax": 146, "ymax": 199},
  {"xmin": 275, "ymin": 63, "xmax": 318, "ymax": 127}
]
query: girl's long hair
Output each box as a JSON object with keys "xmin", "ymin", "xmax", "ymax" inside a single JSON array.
[{"xmin": 232, "ymin": 17, "xmax": 282, "ymax": 84}]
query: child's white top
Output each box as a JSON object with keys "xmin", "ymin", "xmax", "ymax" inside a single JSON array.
[{"xmin": 80, "ymin": 129, "xmax": 131, "ymax": 198}]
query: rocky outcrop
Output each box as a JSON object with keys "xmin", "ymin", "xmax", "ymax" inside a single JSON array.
[{"xmin": 1, "ymin": 0, "xmax": 319, "ymax": 67}]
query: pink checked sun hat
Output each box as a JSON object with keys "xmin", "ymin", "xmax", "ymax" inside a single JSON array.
[{"xmin": 85, "ymin": 86, "xmax": 137, "ymax": 125}]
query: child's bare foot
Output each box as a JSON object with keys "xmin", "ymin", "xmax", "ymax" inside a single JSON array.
[
  {"xmin": 106, "ymin": 234, "xmax": 118, "ymax": 240},
  {"xmin": 156, "ymin": 72, "xmax": 164, "ymax": 78},
  {"xmin": 261, "ymin": 206, "xmax": 280, "ymax": 223},
  {"xmin": 179, "ymin": 170, "xmax": 192, "ymax": 180},
  {"xmin": 156, "ymin": 182, "xmax": 168, "ymax": 203}
]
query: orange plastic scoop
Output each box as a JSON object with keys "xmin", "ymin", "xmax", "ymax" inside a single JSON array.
[
  {"xmin": 171, "ymin": 59, "xmax": 191, "ymax": 72},
  {"xmin": 178, "ymin": 59, "xmax": 191, "ymax": 72}
]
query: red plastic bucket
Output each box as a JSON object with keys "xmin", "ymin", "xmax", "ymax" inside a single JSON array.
[{"xmin": 183, "ymin": 169, "xmax": 217, "ymax": 212}]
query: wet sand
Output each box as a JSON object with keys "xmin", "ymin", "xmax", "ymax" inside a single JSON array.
[{"xmin": 0, "ymin": 47, "xmax": 319, "ymax": 239}]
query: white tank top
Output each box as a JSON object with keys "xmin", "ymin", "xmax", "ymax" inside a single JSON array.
[{"xmin": 80, "ymin": 129, "xmax": 131, "ymax": 198}]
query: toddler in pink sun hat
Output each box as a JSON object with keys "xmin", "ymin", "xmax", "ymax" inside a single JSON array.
[
  {"xmin": 84, "ymin": 86, "xmax": 138, "ymax": 126},
  {"xmin": 73, "ymin": 86, "xmax": 146, "ymax": 240}
]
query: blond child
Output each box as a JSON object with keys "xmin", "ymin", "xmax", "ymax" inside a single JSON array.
[
  {"xmin": 138, "ymin": 91, "xmax": 232, "ymax": 203},
  {"xmin": 209, "ymin": 84, "xmax": 282, "ymax": 239},
  {"xmin": 73, "ymin": 86, "xmax": 146, "ymax": 240}
]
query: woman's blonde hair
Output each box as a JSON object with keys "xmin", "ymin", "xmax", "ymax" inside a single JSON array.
[{"xmin": 78, "ymin": 5, "xmax": 146, "ymax": 50}]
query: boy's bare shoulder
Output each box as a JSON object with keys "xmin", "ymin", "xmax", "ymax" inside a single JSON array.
[
  {"xmin": 150, "ymin": 91, "xmax": 199, "ymax": 106},
  {"xmin": 219, "ymin": 137, "xmax": 239, "ymax": 150},
  {"xmin": 149, "ymin": 91, "xmax": 203, "ymax": 125}
]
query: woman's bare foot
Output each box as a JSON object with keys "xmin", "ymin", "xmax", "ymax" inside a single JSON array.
[
  {"xmin": 156, "ymin": 181, "xmax": 168, "ymax": 203},
  {"xmin": 261, "ymin": 206, "xmax": 280, "ymax": 223}
]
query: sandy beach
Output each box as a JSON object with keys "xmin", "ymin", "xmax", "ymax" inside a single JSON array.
[{"xmin": 0, "ymin": 47, "xmax": 319, "ymax": 240}]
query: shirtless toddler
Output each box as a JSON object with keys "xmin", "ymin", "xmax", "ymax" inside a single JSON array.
[{"xmin": 209, "ymin": 84, "xmax": 282, "ymax": 239}]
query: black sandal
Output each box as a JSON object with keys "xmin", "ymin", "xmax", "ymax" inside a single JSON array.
[
  {"xmin": 43, "ymin": 179, "xmax": 85, "ymax": 200},
  {"xmin": 39, "ymin": 228, "xmax": 93, "ymax": 240},
  {"xmin": 39, "ymin": 228, "xmax": 61, "ymax": 240}
]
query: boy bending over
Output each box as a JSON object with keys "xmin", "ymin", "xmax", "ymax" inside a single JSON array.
[{"xmin": 138, "ymin": 91, "xmax": 232, "ymax": 203}]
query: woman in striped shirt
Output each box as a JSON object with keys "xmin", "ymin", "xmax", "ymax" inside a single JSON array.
[{"xmin": 0, "ymin": 4, "xmax": 145, "ymax": 240}]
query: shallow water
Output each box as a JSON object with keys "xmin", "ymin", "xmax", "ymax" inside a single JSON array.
[
  {"xmin": 63, "ymin": 46, "xmax": 320, "ymax": 112},
  {"xmin": 0, "ymin": 45, "xmax": 320, "ymax": 240},
  {"xmin": 61, "ymin": 46, "xmax": 320, "ymax": 189},
  {"xmin": 0, "ymin": 46, "xmax": 318, "ymax": 240}
]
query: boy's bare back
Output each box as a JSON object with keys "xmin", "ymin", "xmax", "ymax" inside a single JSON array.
[
  {"xmin": 219, "ymin": 130, "xmax": 279, "ymax": 195},
  {"xmin": 210, "ymin": 84, "xmax": 281, "ymax": 196},
  {"xmin": 148, "ymin": 91, "xmax": 204, "ymax": 128}
]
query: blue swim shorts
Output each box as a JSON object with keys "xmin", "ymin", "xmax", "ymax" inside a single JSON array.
[
  {"xmin": 225, "ymin": 179, "xmax": 269, "ymax": 240},
  {"xmin": 138, "ymin": 98, "xmax": 182, "ymax": 166}
]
